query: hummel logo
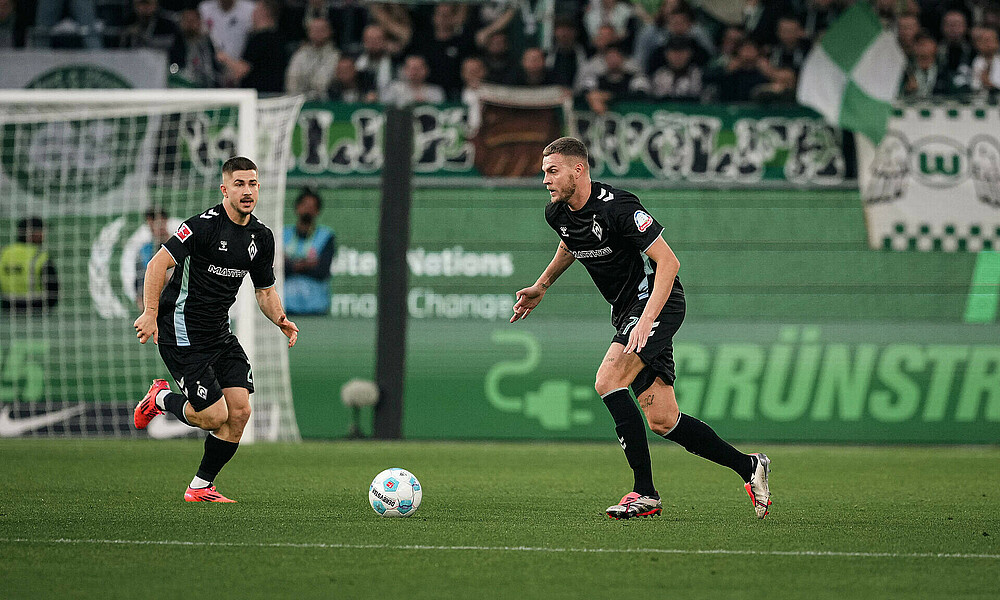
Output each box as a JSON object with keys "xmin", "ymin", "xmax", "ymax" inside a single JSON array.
[
  {"xmin": 218, "ymin": 240, "xmax": 228, "ymax": 251},
  {"xmin": 559, "ymin": 226, "xmax": 568, "ymax": 237},
  {"xmin": 200, "ymin": 208, "xmax": 219, "ymax": 219},
  {"xmin": 618, "ymin": 435, "xmax": 627, "ymax": 450}
]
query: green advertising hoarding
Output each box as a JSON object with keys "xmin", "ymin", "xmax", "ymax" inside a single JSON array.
[
  {"xmin": 285, "ymin": 187, "xmax": 999, "ymax": 443},
  {"xmin": 289, "ymin": 102, "xmax": 847, "ymax": 185}
]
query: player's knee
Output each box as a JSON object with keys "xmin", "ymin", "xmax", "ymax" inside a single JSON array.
[
  {"xmin": 229, "ymin": 403, "xmax": 251, "ymax": 427},
  {"xmin": 594, "ymin": 372, "xmax": 626, "ymax": 396},
  {"xmin": 196, "ymin": 399, "xmax": 228, "ymax": 430},
  {"xmin": 646, "ymin": 407, "xmax": 680, "ymax": 436}
]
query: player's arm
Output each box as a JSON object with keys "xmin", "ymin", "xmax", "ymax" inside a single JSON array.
[
  {"xmin": 623, "ymin": 236, "xmax": 680, "ymax": 354},
  {"xmin": 255, "ymin": 286, "xmax": 298, "ymax": 348},
  {"xmin": 510, "ymin": 240, "xmax": 576, "ymax": 323},
  {"xmin": 133, "ymin": 247, "xmax": 176, "ymax": 344}
]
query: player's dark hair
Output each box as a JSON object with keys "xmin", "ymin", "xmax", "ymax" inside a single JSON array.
[
  {"xmin": 222, "ymin": 156, "xmax": 258, "ymax": 176},
  {"xmin": 296, "ymin": 187, "xmax": 323, "ymax": 211},
  {"xmin": 543, "ymin": 137, "xmax": 589, "ymax": 162}
]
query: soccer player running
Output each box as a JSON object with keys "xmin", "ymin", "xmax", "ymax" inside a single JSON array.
[
  {"xmin": 132, "ymin": 156, "xmax": 299, "ymax": 503},
  {"xmin": 511, "ymin": 137, "xmax": 771, "ymax": 519}
]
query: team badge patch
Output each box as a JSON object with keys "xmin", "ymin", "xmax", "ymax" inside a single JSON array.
[
  {"xmin": 175, "ymin": 223, "xmax": 193, "ymax": 242},
  {"xmin": 634, "ymin": 211, "xmax": 653, "ymax": 232},
  {"xmin": 592, "ymin": 216, "xmax": 603, "ymax": 240},
  {"xmin": 248, "ymin": 239, "xmax": 257, "ymax": 260}
]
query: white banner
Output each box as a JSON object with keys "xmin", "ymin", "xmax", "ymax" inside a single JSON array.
[
  {"xmin": 0, "ymin": 49, "xmax": 167, "ymax": 89},
  {"xmin": 857, "ymin": 105, "xmax": 1000, "ymax": 251}
]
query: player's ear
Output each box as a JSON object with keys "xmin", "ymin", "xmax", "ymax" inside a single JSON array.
[{"xmin": 220, "ymin": 183, "xmax": 227, "ymax": 197}]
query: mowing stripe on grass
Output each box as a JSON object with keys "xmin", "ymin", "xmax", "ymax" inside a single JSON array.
[{"xmin": 1, "ymin": 538, "xmax": 998, "ymax": 560}]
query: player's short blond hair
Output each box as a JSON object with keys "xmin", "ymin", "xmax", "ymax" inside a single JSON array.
[{"xmin": 542, "ymin": 137, "xmax": 589, "ymax": 163}]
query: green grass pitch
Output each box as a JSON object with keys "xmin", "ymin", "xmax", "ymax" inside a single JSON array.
[{"xmin": 1, "ymin": 440, "xmax": 998, "ymax": 599}]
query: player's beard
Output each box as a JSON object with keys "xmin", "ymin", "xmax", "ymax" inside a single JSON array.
[
  {"xmin": 232, "ymin": 194, "xmax": 256, "ymax": 215},
  {"xmin": 552, "ymin": 179, "xmax": 576, "ymax": 203}
]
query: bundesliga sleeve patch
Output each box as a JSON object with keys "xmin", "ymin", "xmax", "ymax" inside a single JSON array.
[
  {"xmin": 634, "ymin": 211, "xmax": 653, "ymax": 232},
  {"xmin": 175, "ymin": 223, "xmax": 193, "ymax": 242}
]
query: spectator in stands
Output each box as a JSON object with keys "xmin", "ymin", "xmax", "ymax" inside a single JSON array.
[
  {"xmin": 583, "ymin": 0, "xmax": 637, "ymax": 48},
  {"xmin": 903, "ymin": 33, "xmax": 951, "ymax": 98},
  {"xmin": 381, "ymin": 54, "xmax": 446, "ymax": 106},
  {"xmin": 650, "ymin": 36, "xmax": 704, "ymax": 102},
  {"xmin": 705, "ymin": 25, "xmax": 745, "ymax": 79},
  {"xmin": 285, "ymin": 17, "xmax": 340, "ymax": 100},
  {"xmin": 284, "ymin": 188, "xmax": 336, "ymax": 316},
  {"xmin": 714, "ymin": 39, "xmax": 769, "ymax": 102},
  {"xmin": 767, "ymin": 16, "xmax": 810, "ymax": 73},
  {"xmin": 328, "ymin": 55, "xmax": 377, "ymax": 103},
  {"xmin": 407, "ymin": 3, "xmax": 475, "ymax": 100},
  {"xmin": 585, "ymin": 45, "xmax": 649, "ymax": 113},
  {"xmin": 460, "ymin": 56, "xmax": 486, "ymax": 134},
  {"xmin": 507, "ymin": 47, "xmax": 557, "ymax": 86},
  {"xmin": 355, "ymin": 24, "xmax": 396, "ymax": 98},
  {"xmin": 750, "ymin": 66, "xmax": 797, "ymax": 103},
  {"xmin": 471, "ymin": 0, "xmax": 517, "ymax": 49},
  {"xmin": 547, "ymin": 17, "xmax": 588, "ymax": 89},
  {"xmin": 482, "ymin": 30, "xmax": 515, "ymax": 84},
  {"xmin": 641, "ymin": 4, "xmax": 715, "ymax": 75},
  {"xmin": 742, "ymin": 0, "xmax": 785, "ymax": 46},
  {"xmin": 175, "ymin": 8, "xmax": 220, "ymax": 87},
  {"xmin": 217, "ymin": 0, "xmax": 286, "ymax": 93},
  {"xmin": 0, "ymin": 0, "xmax": 26, "ymax": 48},
  {"xmin": 34, "ymin": 0, "xmax": 102, "ymax": 49},
  {"xmin": 799, "ymin": 0, "xmax": 839, "ymax": 39},
  {"xmin": 896, "ymin": 12, "xmax": 921, "ymax": 59},
  {"xmin": 0, "ymin": 217, "xmax": 58, "ymax": 313},
  {"xmin": 368, "ymin": 2, "xmax": 412, "ymax": 56},
  {"xmin": 135, "ymin": 207, "xmax": 172, "ymax": 311},
  {"xmin": 576, "ymin": 24, "xmax": 625, "ymax": 93},
  {"xmin": 121, "ymin": 0, "xmax": 183, "ymax": 58},
  {"xmin": 198, "ymin": 0, "xmax": 253, "ymax": 59},
  {"xmin": 938, "ymin": 9, "xmax": 975, "ymax": 74},
  {"xmin": 970, "ymin": 26, "xmax": 1000, "ymax": 96}
]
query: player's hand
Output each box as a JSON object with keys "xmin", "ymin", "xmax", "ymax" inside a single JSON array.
[
  {"xmin": 277, "ymin": 314, "xmax": 298, "ymax": 347},
  {"xmin": 510, "ymin": 284, "xmax": 545, "ymax": 323},
  {"xmin": 134, "ymin": 310, "xmax": 158, "ymax": 345},
  {"xmin": 623, "ymin": 316, "xmax": 654, "ymax": 355}
]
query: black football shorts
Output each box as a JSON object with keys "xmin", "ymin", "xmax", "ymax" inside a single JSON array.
[
  {"xmin": 158, "ymin": 334, "xmax": 254, "ymax": 411},
  {"xmin": 612, "ymin": 300, "xmax": 686, "ymax": 387}
]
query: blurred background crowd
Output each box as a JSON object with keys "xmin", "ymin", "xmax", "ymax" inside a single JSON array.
[{"xmin": 2, "ymin": 0, "xmax": 999, "ymax": 111}]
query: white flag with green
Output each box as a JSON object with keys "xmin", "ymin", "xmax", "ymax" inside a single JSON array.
[{"xmin": 796, "ymin": 1, "xmax": 905, "ymax": 143}]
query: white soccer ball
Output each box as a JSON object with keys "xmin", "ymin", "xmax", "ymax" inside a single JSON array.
[{"xmin": 369, "ymin": 468, "xmax": 422, "ymax": 517}]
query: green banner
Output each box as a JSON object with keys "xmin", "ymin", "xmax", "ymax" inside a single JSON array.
[
  {"xmin": 288, "ymin": 102, "xmax": 847, "ymax": 185},
  {"xmin": 283, "ymin": 186, "xmax": 997, "ymax": 442}
]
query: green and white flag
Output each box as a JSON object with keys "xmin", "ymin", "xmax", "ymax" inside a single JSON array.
[{"xmin": 796, "ymin": 1, "xmax": 905, "ymax": 144}]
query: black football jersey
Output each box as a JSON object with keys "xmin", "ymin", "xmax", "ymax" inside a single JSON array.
[
  {"xmin": 544, "ymin": 181, "xmax": 684, "ymax": 325},
  {"xmin": 157, "ymin": 204, "xmax": 276, "ymax": 346}
]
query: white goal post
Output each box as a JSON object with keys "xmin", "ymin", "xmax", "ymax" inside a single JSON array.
[{"xmin": 0, "ymin": 89, "xmax": 303, "ymax": 442}]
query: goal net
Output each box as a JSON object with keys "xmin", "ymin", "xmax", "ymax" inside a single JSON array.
[{"xmin": 0, "ymin": 90, "xmax": 303, "ymax": 442}]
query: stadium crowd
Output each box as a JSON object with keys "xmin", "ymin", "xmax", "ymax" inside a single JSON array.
[{"xmin": 2, "ymin": 0, "xmax": 999, "ymax": 111}]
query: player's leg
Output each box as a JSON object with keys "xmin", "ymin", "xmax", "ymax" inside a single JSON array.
[
  {"xmin": 182, "ymin": 337, "xmax": 255, "ymax": 502},
  {"xmin": 595, "ymin": 343, "xmax": 661, "ymax": 518},
  {"xmin": 136, "ymin": 346, "xmax": 227, "ymax": 430},
  {"xmin": 632, "ymin": 371, "xmax": 771, "ymax": 518}
]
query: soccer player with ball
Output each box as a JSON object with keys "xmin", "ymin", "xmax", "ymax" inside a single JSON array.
[
  {"xmin": 132, "ymin": 156, "xmax": 299, "ymax": 502},
  {"xmin": 511, "ymin": 137, "xmax": 771, "ymax": 519}
]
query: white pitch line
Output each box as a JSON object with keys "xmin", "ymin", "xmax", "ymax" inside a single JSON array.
[{"xmin": 0, "ymin": 538, "xmax": 998, "ymax": 560}]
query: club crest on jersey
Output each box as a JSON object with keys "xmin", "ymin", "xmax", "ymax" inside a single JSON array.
[
  {"xmin": 634, "ymin": 211, "xmax": 653, "ymax": 232},
  {"xmin": 175, "ymin": 223, "xmax": 193, "ymax": 242},
  {"xmin": 592, "ymin": 217, "xmax": 603, "ymax": 240},
  {"xmin": 248, "ymin": 239, "xmax": 258, "ymax": 260}
]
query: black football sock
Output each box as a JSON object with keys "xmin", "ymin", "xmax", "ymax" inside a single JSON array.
[
  {"xmin": 162, "ymin": 393, "xmax": 192, "ymax": 426},
  {"xmin": 662, "ymin": 413, "xmax": 755, "ymax": 482},
  {"xmin": 195, "ymin": 433, "xmax": 240, "ymax": 484},
  {"xmin": 602, "ymin": 388, "xmax": 657, "ymax": 497}
]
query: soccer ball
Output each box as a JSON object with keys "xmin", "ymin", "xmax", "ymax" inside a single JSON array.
[{"xmin": 369, "ymin": 468, "xmax": 422, "ymax": 517}]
